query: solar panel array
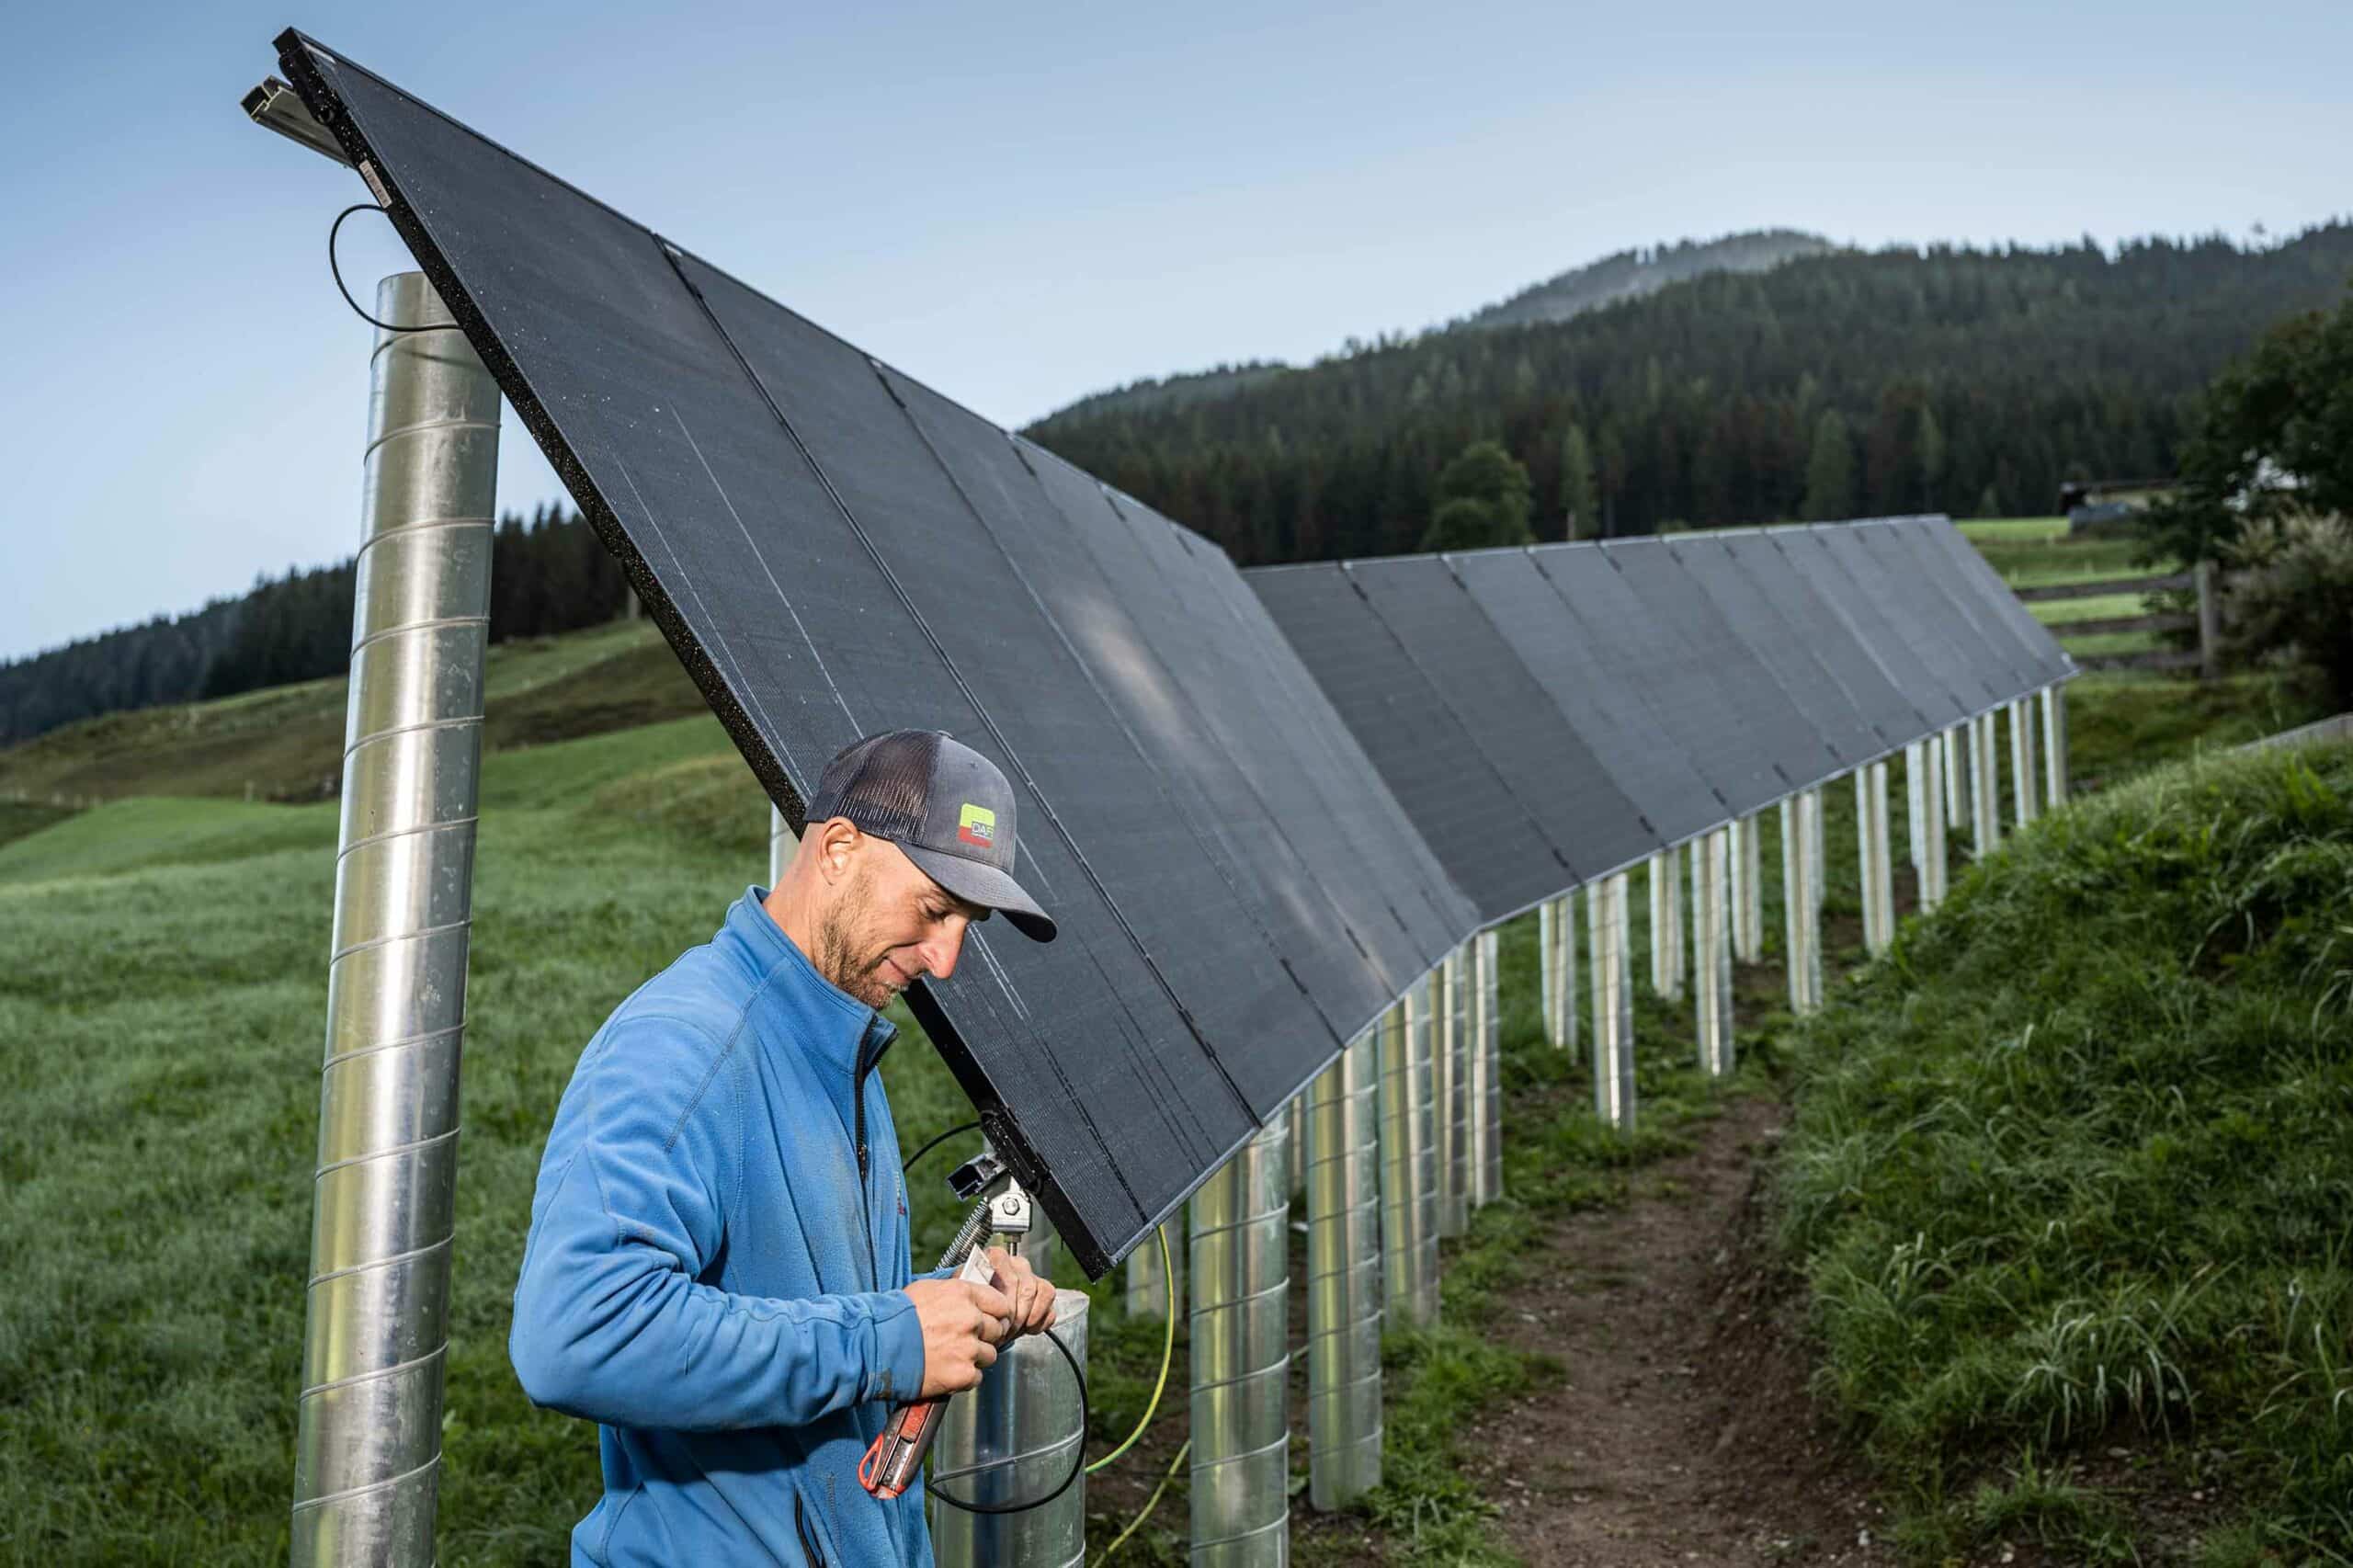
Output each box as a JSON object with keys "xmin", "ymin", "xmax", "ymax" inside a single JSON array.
[
  {"xmin": 1249, "ymin": 523, "xmax": 2071, "ymax": 921},
  {"xmin": 278, "ymin": 31, "xmax": 2070, "ymax": 1274}
]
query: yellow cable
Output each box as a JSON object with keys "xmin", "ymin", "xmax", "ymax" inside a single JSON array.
[
  {"xmin": 1085, "ymin": 1225, "xmax": 1176, "ymax": 1474},
  {"xmin": 1096, "ymin": 1439, "xmax": 1188, "ymax": 1563}
]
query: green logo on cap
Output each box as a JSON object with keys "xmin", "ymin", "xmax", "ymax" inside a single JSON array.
[{"xmin": 957, "ymin": 802, "xmax": 995, "ymax": 848}]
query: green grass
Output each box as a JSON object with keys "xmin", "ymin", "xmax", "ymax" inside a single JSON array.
[
  {"xmin": 1959, "ymin": 517, "xmax": 2071, "ymax": 542},
  {"xmin": 1776, "ymin": 739, "xmax": 2353, "ymax": 1563},
  {"xmin": 2059, "ymin": 628, "xmax": 2167, "ymax": 658},
  {"xmin": 2029, "ymin": 591, "xmax": 2152, "ymax": 626}
]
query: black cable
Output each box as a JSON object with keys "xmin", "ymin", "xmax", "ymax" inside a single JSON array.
[
  {"xmin": 328, "ymin": 204, "xmax": 436, "ymax": 334},
  {"xmin": 901, "ymin": 1119, "xmax": 982, "ymax": 1176},
  {"xmin": 923, "ymin": 1324, "xmax": 1087, "ymax": 1516}
]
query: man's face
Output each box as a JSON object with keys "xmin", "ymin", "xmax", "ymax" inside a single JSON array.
[{"xmin": 811, "ymin": 830, "xmax": 989, "ymax": 1009}]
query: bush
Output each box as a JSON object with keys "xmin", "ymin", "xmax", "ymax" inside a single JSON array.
[{"xmin": 2221, "ymin": 508, "xmax": 2353, "ymax": 710}]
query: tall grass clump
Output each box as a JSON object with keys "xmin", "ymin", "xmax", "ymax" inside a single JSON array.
[{"xmin": 1778, "ymin": 740, "xmax": 2353, "ymax": 1562}]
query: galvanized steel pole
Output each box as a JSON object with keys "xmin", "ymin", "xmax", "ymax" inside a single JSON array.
[
  {"xmin": 1858, "ymin": 762, "xmax": 1894, "ymax": 955},
  {"xmin": 2008, "ymin": 699, "xmax": 2040, "ymax": 827},
  {"xmin": 1647, "ymin": 849, "xmax": 1685, "ymax": 1000},
  {"xmin": 1733, "ymin": 812, "xmax": 1764, "ymax": 964},
  {"xmin": 1781, "ymin": 790, "xmax": 1823, "ymax": 1013},
  {"xmin": 1304, "ymin": 1033, "xmax": 1382, "ymax": 1508},
  {"xmin": 1474, "ymin": 927, "xmax": 1502, "ymax": 1205},
  {"xmin": 768, "ymin": 802, "xmax": 792, "ymax": 888},
  {"xmin": 1126, "ymin": 1220, "xmax": 1185, "ymax": 1320},
  {"xmin": 929, "ymin": 1290, "xmax": 1091, "ymax": 1568},
  {"xmin": 1917, "ymin": 741, "xmax": 1948, "ymax": 912},
  {"xmin": 1437, "ymin": 947, "xmax": 1472, "ymax": 1238},
  {"xmin": 1588, "ymin": 872, "xmax": 1635, "ymax": 1129},
  {"xmin": 1378, "ymin": 993, "xmax": 1439, "ymax": 1326},
  {"xmin": 1942, "ymin": 723, "xmax": 1969, "ymax": 832},
  {"xmin": 1972, "ymin": 711, "xmax": 2002, "ymax": 855},
  {"xmin": 1540, "ymin": 895, "xmax": 1577, "ymax": 1054},
  {"xmin": 1189, "ymin": 1119, "xmax": 1291, "ymax": 1567},
  {"xmin": 292, "ymin": 274, "xmax": 498, "ymax": 1568},
  {"xmin": 2041, "ymin": 685, "xmax": 2069, "ymax": 807},
  {"xmin": 1691, "ymin": 827, "xmax": 1734, "ymax": 1075}
]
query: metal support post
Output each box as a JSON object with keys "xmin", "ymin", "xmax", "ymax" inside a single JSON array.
[
  {"xmin": 2041, "ymin": 685, "xmax": 2069, "ymax": 807},
  {"xmin": 1378, "ymin": 994, "xmax": 1439, "ymax": 1327},
  {"xmin": 292, "ymin": 276, "xmax": 500, "ymax": 1567},
  {"xmin": 1858, "ymin": 762, "xmax": 1894, "ymax": 955},
  {"xmin": 1943, "ymin": 723, "xmax": 1968, "ymax": 832},
  {"xmin": 2009, "ymin": 699, "xmax": 2040, "ymax": 826},
  {"xmin": 1972, "ymin": 711, "xmax": 2002, "ymax": 855},
  {"xmin": 1305, "ymin": 1033, "xmax": 1382, "ymax": 1508},
  {"xmin": 1189, "ymin": 1118, "xmax": 1291, "ymax": 1568},
  {"xmin": 1587, "ymin": 873, "xmax": 1635, "ymax": 1129},
  {"xmin": 929, "ymin": 1290, "xmax": 1091, "ymax": 1568},
  {"xmin": 1647, "ymin": 849, "xmax": 1685, "ymax": 999},
  {"xmin": 1781, "ymin": 790, "xmax": 1823, "ymax": 1013},
  {"xmin": 1538, "ymin": 898, "xmax": 1567, "ymax": 1051},
  {"xmin": 1691, "ymin": 827, "xmax": 1735, "ymax": 1075},
  {"xmin": 1437, "ymin": 947, "xmax": 1471, "ymax": 1238},
  {"xmin": 1733, "ymin": 813, "xmax": 1764, "ymax": 963},
  {"xmin": 1917, "ymin": 738, "xmax": 1948, "ymax": 912},
  {"xmin": 1465, "ymin": 934, "xmax": 1492, "ymax": 1210},
  {"xmin": 1904, "ymin": 743, "xmax": 1927, "ymax": 877},
  {"xmin": 769, "ymin": 802, "xmax": 792, "ymax": 889},
  {"xmin": 1289, "ymin": 1099, "xmax": 1306, "ymax": 1200},
  {"xmin": 1475, "ymin": 927, "xmax": 1502, "ymax": 1205}
]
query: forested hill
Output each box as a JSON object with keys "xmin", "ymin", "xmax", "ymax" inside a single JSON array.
[
  {"xmin": 1026, "ymin": 225, "xmax": 2353, "ymax": 563},
  {"xmin": 1461, "ymin": 229, "xmax": 1836, "ymax": 330}
]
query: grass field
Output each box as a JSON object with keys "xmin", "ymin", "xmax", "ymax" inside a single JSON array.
[
  {"xmin": 0, "ymin": 677, "xmax": 1787, "ymax": 1566},
  {"xmin": 1777, "ymin": 738, "xmax": 2353, "ymax": 1563}
]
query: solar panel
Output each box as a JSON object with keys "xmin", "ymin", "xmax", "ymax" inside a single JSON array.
[
  {"xmin": 1248, "ymin": 562, "xmax": 1574, "ymax": 922},
  {"xmin": 1448, "ymin": 550, "xmax": 1714, "ymax": 856},
  {"xmin": 1769, "ymin": 526, "xmax": 1974, "ymax": 727},
  {"xmin": 1668, "ymin": 533, "xmax": 1881, "ymax": 777},
  {"xmin": 1715, "ymin": 529, "xmax": 1927, "ymax": 749},
  {"xmin": 1904, "ymin": 518, "xmax": 2075, "ymax": 686},
  {"xmin": 1854, "ymin": 521, "xmax": 2032, "ymax": 703},
  {"xmin": 1813, "ymin": 523, "xmax": 2003, "ymax": 712},
  {"xmin": 1341, "ymin": 556, "xmax": 1653, "ymax": 889},
  {"xmin": 274, "ymin": 31, "xmax": 1461, "ymax": 1275}
]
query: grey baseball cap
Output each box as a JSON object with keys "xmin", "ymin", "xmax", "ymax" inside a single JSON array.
[{"xmin": 804, "ymin": 730, "xmax": 1057, "ymax": 943}]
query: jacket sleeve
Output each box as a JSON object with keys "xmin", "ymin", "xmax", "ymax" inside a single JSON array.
[{"xmin": 508, "ymin": 1017, "xmax": 929, "ymax": 1431}]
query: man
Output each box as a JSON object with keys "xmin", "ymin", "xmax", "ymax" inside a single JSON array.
[{"xmin": 511, "ymin": 730, "xmax": 1062, "ymax": 1566}]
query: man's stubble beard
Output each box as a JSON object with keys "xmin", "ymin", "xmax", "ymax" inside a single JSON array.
[{"xmin": 813, "ymin": 873, "xmax": 897, "ymax": 1009}]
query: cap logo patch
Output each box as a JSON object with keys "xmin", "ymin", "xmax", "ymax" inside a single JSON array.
[{"xmin": 957, "ymin": 802, "xmax": 996, "ymax": 848}]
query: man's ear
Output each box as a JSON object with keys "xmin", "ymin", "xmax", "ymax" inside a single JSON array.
[{"xmin": 810, "ymin": 817, "xmax": 863, "ymax": 886}]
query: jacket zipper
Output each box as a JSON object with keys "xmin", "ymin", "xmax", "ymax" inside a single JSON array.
[
  {"xmin": 851, "ymin": 1027, "xmax": 887, "ymax": 1290},
  {"xmin": 794, "ymin": 1492, "xmax": 827, "ymax": 1568}
]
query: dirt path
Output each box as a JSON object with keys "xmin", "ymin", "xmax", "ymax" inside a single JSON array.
[{"xmin": 1457, "ymin": 1095, "xmax": 1904, "ymax": 1567}]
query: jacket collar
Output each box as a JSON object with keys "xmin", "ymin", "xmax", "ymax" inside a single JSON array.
[{"xmin": 720, "ymin": 888, "xmax": 896, "ymax": 1080}]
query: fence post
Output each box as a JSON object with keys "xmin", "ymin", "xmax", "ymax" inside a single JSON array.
[
  {"xmin": 1304, "ymin": 1032, "xmax": 1382, "ymax": 1508},
  {"xmin": 1588, "ymin": 872, "xmax": 1635, "ymax": 1129},
  {"xmin": 291, "ymin": 274, "xmax": 499, "ymax": 1568},
  {"xmin": 2195, "ymin": 559, "xmax": 2221, "ymax": 680}
]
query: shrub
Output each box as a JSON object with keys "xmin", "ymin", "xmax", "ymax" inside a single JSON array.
[{"xmin": 2221, "ymin": 508, "xmax": 2353, "ymax": 710}]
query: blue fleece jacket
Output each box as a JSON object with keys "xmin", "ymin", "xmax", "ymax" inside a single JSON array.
[{"xmin": 510, "ymin": 889, "xmax": 936, "ymax": 1567}]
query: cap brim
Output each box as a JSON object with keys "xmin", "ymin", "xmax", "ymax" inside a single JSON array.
[{"xmin": 901, "ymin": 843, "xmax": 1057, "ymax": 943}]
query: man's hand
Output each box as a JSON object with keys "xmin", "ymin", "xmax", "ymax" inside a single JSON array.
[
  {"xmin": 905, "ymin": 1277, "xmax": 1016, "ymax": 1399},
  {"xmin": 982, "ymin": 1247, "xmax": 1059, "ymax": 1339}
]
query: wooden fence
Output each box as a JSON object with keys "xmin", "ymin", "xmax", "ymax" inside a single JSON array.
[{"xmin": 2018, "ymin": 566, "xmax": 2216, "ymax": 676}]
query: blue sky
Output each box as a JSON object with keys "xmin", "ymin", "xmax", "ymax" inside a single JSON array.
[{"xmin": 5, "ymin": 0, "xmax": 2347, "ymax": 661}]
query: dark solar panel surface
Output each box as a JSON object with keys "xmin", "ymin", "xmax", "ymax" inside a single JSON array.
[
  {"xmin": 1448, "ymin": 550, "xmax": 1707, "ymax": 855},
  {"xmin": 1669, "ymin": 534, "xmax": 1880, "ymax": 775},
  {"xmin": 1856, "ymin": 522, "xmax": 2032, "ymax": 701},
  {"xmin": 1770, "ymin": 527, "xmax": 1973, "ymax": 727},
  {"xmin": 1905, "ymin": 519, "xmax": 2075, "ymax": 686},
  {"xmin": 1248, "ymin": 563, "xmax": 1573, "ymax": 923},
  {"xmin": 1585, "ymin": 540, "xmax": 1800, "ymax": 812},
  {"xmin": 1343, "ymin": 556, "xmax": 1652, "ymax": 890},
  {"xmin": 1716, "ymin": 529, "xmax": 1926, "ymax": 747},
  {"xmin": 1813, "ymin": 524, "xmax": 2002, "ymax": 711},
  {"xmin": 278, "ymin": 33, "xmax": 1460, "ymax": 1273}
]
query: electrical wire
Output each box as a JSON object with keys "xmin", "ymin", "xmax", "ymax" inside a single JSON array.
[
  {"xmin": 1095, "ymin": 1438, "xmax": 1189, "ymax": 1563},
  {"xmin": 900, "ymin": 1119, "xmax": 982, "ymax": 1176},
  {"xmin": 1086, "ymin": 1225, "xmax": 1175, "ymax": 1474},
  {"xmin": 922, "ymin": 1324, "xmax": 1088, "ymax": 1516},
  {"xmin": 328, "ymin": 204, "xmax": 436, "ymax": 334}
]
